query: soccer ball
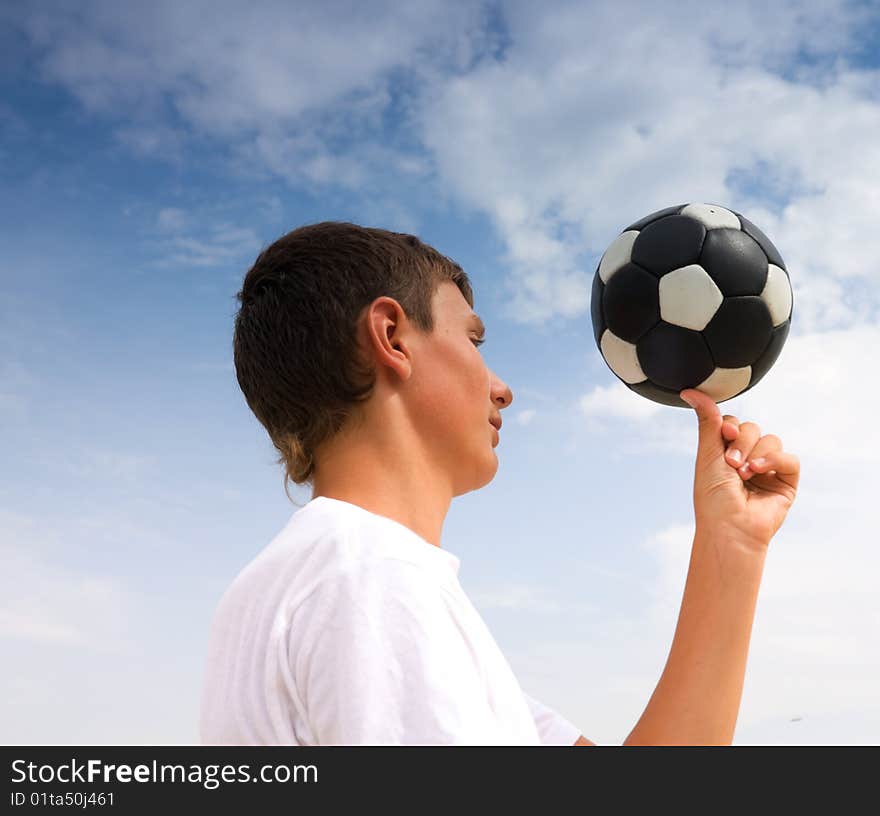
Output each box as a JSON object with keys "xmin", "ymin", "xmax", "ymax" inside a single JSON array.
[{"xmin": 590, "ymin": 203, "xmax": 793, "ymax": 407}]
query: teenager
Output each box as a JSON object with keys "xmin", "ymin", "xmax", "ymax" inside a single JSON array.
[{"xmin": 200, "ymin": 222, "xmax": 800, "ymax": 745}]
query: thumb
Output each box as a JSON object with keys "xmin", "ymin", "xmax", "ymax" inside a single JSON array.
[{"xmin": 680, "ymin": 389, "xmax": 725, "ymax": 463}]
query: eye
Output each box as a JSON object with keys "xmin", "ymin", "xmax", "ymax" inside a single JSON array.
[{"xmin": 471, "ymin": 337, "xmax": 485, "ymax": 348}]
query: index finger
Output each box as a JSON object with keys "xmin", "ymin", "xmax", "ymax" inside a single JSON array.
[{"xmin": 722, "ymin": 414, "xmax": 740, "ymax": 441}]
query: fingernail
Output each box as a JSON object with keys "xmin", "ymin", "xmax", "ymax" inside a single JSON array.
[
  {"xmin": 681, "ymin": 393, "xmax": 696, "ymax": 408},
  {"xmin": 728, "ymin": 449, "xmax": 742, "ymax": 465},
  {"xmin": 751, "ymin": 457, "xmax": 766, "ymax": 468}
]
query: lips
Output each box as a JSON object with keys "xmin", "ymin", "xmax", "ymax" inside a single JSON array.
[{"xmin": 489, "ymin": 417, "xmax": 502, "ymax": 432}]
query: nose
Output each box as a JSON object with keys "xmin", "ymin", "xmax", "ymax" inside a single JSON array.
[{"xmin": 490, "ymin": 370, "xmax": 513, "ymax": 410}]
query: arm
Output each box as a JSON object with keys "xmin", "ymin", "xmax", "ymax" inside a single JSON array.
[
  {"xmin": 622, "ymin": 529, "xmax": 765, "ymax": 745},
  {"xmin": 618, "ymin": 388, "xmax": 799, "ymax": 746}
]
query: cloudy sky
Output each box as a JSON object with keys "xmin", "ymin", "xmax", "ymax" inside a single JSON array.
[{"xmin": 2, "ymin": 0, "xmax": 878, "ymax": 745}]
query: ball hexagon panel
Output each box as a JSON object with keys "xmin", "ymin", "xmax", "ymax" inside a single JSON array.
[{"xmin": 658, "ymin": 264, "xmax": 723, "ymax": 331}]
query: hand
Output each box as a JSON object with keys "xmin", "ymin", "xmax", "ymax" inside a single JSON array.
[{"xmin": 680, "ymin": 389, "xmax": 800, "ymax": 552}]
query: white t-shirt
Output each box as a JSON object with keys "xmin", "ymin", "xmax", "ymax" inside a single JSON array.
[{"xmin": 200, "ymin": 495, "xmax": 581, "ymax": 745}]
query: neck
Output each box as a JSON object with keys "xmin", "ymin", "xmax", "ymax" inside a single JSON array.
[{"xmin": 310, "ymin": 419, "xmax": 452, "ymax": 549}]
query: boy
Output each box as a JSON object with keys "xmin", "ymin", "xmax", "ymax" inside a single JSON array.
[{"xmin": 200, "ymin": 221, "xmax": 800, "ymax": 745}]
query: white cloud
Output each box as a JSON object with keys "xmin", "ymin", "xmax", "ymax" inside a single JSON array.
[
  {"xmin": 20, "ymin": 1, "xmax": 880, "ymax": 323},
  {"xmin": 514, "ymin": 408, "xmax": 537, "ymax": 426},
  {"xmin": 15, "ymin": 0, "xmax": 491, "ymax": 191},
  {"xmin": 61, "ymin": 447, "xmax": 157, "ymax": 483},
  {"xmin": 114, "ymin": 123, "xmax": 187, "ymax": 163},
  {"xmin": 259, "ymin": 195, "xmax": 284, "ymax": 224},
  {"xmin": 579, "ymin": 382, "xmax": 662, "ymax": 426},
  {"xmin": 579, "ymin": 322, "xmax": 879, "ymax": 464},
  {"xmin": 0, "ymin": 510, "xmax": 133, "ymax": 651},
  {"xmin": 0, "ymin": 506, "xmax": 218, "ymax": 743},
  {"xmin": 152, "ymin": 222, "xmax": 262, "ymax": 269},
  {"xmin": 157, "ymin": 207, "xmax": 189, "ymax": 232},
  {"xmin": 722, "ymin": 325, "xmax": 879, "ymax": 465},
  {"xmin": 470, "ymin": 582, "xmax": 563, "ymax": 613},
  {"xmin": 417, "ymin": 2, "xmax": 880, "ymax": 328}
]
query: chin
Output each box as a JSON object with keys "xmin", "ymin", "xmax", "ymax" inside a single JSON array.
[
  {"xmin": 454, "ymin": 453, "xmax": 499, "ymax": 497},
  {"xmin": 476, "ymin": 452, "xmax": 500, "ymax": 490}
]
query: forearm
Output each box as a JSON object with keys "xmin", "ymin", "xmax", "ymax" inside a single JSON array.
[{"xmin": 623, "ymin": 529, "xmax": 767, "ymax": 745}]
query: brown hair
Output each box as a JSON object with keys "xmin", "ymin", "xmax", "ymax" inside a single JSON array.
[{"xmin": 232, "ymin": 221, "xmax": 474, "ymax": 502}]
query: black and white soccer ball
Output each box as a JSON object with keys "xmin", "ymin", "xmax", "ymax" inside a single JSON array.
[{"xmin": 590, "ymin": 203, "xmax": 793, "ymax": 407}]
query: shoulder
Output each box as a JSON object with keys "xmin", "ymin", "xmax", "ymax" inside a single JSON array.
[
  {"xmin": 294, "ymin": 500, "xmax": 459, "ymax": 603},
  {"xmin": 219, "ymin": 499, "xmax": 430, "ymax": 601},
  {"xmin": 215, "ymin": 500, "xmax": 457, "ymax": 644},
  {"xmin": 287, "ymin": 538, "xmax": 465, "ymax": 660},
  {"xmin": 294, "ymin": 554, "xmax": 453, "ymax": 628}
]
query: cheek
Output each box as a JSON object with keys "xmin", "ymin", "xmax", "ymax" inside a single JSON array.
[
  {"xmin": 436, "ymin": 356, "xmax": 486, "ymax": 430},
  {"xmin": 420, "ymin": 339, "xmax": 489, "ymax": 415},
  {"xmin": 466, "ymin": 352, "xmax": 491, "ymax": 398}
]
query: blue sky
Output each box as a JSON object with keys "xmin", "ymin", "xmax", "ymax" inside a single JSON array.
[{"xmin": 2, "ymin": 0, "xmax": 879, "ymax": 744}]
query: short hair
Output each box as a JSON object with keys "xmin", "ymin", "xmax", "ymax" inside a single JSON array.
[{"xmin": 232, "ymin": 221, "xmax": 474, "ymax": 501}]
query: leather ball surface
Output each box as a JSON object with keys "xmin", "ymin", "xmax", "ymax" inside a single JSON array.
[{"xmin": 590, "ymin": 203, "xmax": 793, "ymax": 407}]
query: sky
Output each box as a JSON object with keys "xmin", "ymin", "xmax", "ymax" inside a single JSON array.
[{"xmin": 1, "ymin": 0, "xmax": 878, "ymax": 745}]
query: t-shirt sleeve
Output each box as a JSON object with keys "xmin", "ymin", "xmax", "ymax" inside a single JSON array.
[
  {"xmin": 521, "ymin": 691, "xmax": 582, "ymax": 745},
  {"xmin": 288, "ymin": 559, "xmax": 524, "ymax": 745}
]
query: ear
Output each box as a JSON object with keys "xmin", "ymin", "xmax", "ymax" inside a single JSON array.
[{"xmin": 362, "ymin": 296, "xmax": 413, "ymax": 381}]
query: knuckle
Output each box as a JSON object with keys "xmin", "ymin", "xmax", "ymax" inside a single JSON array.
[
  {"xmin": 739, "ymin": 421, "xmax": 761, "ymax": 436},
  {"xmin": 761, "ymin": 433, "xmax": 783, "ymax": 447}
]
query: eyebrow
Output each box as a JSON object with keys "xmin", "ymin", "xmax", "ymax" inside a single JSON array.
[{"xmin": 469, "ymin": 314, "xmax": 486, "ymax": 338}]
